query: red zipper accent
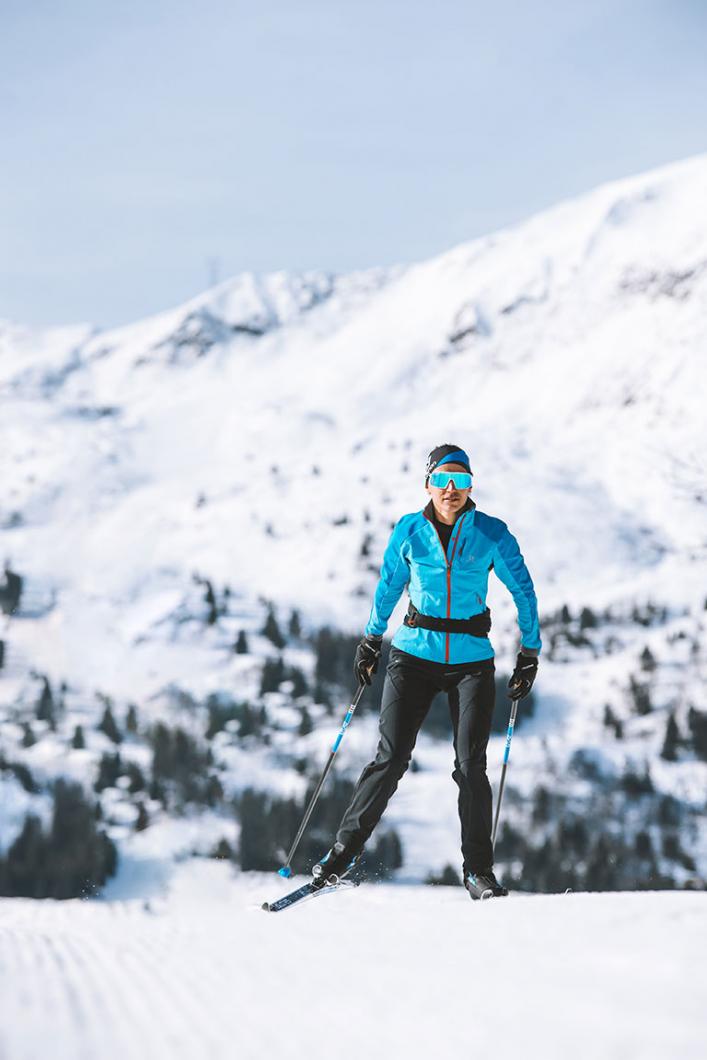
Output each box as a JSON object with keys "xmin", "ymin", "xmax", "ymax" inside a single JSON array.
[
  {"xmin": 425, "ymin": 510, "xmax": 468, "ymax": 663},
  {"xmin": 446, "ymin": 514, "xmax": 467, "ymax": 662}
]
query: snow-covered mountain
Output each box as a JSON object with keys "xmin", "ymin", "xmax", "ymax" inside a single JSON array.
[{"xmin": 1, "ymin": 154, "xmax": 706, "ymax": 891}]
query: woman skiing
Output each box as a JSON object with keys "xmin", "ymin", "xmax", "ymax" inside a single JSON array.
[{"xmin": 312, "ymin": 443, "xmax": 541, "ymax": 899}]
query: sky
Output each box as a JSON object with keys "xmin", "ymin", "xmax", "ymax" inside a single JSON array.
[{"xmin": 1, "ymin": 0, "xmax": 706, "ymax": 329}]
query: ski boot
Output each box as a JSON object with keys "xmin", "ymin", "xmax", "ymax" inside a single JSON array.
[
  {"xmin": 464, "ymin": 867, "xmax": 509, "ymax": 900},
  {"xmin": 312, "ymin": 842, "xmax": 361, "ymax": 888}
]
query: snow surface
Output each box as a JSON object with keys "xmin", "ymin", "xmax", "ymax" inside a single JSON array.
[{"xmin": 1, "ymin": 860, "xmax": 706, "ymax": 1060}]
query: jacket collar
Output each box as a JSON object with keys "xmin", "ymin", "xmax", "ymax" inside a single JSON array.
[{"xmin": 423, "ymin": 497, "xmax": 475, "ymax": 523}]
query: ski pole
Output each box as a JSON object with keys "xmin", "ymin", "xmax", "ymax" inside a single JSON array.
[
  {"xmin": 278, "ymin": 673, "xmax": 372, "ymax": 878},
  {"xmin": 491, "ymin": 696, "xmax": 519, "ymax": 849}
]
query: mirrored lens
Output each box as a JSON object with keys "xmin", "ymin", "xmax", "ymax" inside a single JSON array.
[{"xmin": 429, "ymin": 471, "xmax": 472, "ymax": 489}]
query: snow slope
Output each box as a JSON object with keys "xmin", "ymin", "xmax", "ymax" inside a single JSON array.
[
  {"xmin": 1, "ymin": 154, "xmax": 706, "ymax": 696},
  {"xmin": 1, "ymin": 861, "xmax": 706, "ymax": 1060},
  {"xmin": 1, "ymin": 153, "xmax": 706, "ymax": 887}
]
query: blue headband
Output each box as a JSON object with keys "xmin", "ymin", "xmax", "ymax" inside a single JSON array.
[{"xmin": 432, "ymin": 448, "xmax": 470, "ymax": 471}]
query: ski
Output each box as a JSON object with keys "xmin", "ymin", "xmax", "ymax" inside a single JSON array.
[{"xmin": 262, "ymin": 878, "xmax": 358, "ymax": 913}]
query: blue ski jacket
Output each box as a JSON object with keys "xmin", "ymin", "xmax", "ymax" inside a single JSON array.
[{"xmin": 364, "ymin": 500, "xmax": 541, "ymax": 664}]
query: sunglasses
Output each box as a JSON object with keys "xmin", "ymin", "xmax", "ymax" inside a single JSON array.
[{"xmin": 428, "ymin": 470, "xmax": 473, "ymax": 489}]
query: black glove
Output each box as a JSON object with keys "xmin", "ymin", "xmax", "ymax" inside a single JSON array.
[
  {"xmin": 354, "ymin": 635, "xmax": 382, "ymax": 686},
  {"xmin": 508, "ymin": 652, "xmax": 538, "ymax": 701}
]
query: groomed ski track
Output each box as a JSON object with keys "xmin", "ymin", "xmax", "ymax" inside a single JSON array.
[{"xmin": 1, "ymin": 863, "xmax": 705, "ymax": 1060}]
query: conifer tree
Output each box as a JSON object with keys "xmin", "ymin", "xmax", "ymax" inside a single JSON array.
[
  {"xmin": 0, "ymin": 781, "xmax": 118, "ymax": 899},
  {"xmin": 149, "ymin": 777, "xmax": 167, "ymax": 806},
  {"xmin": 98, "ymin": 704, "xmax": 122, "ymax": 744},
  {"xmin": 260, "ymin": 656, "xmax": 285, "ymax": 694},
  {"xmin": 206, "ymin": 775, "xmax": 224, "ymax": 806},
  {"xmin": 640, "ymin": 646, "xmax": 657, "ymax": 672},
  {"xmin": 0, "ymin": 815, "xmax": 44, "ymax": 896},
  {"xmin": 602, "ymin": 705, "xmax": 624, "ymax": 739},
  {"xmin": 149, "ymin": 722, "xmax": 212, "ymax": 805},
  {"xmin": 660, "ymin": 712, "xmax": 680, "ymax": 761},
  {"xmin": 288, "ymin": 666, "xmax": 309, "ymax": 698},
  {"xmin": 634, "ymin": 830, "xmax": 653, "ymax": 860},
  {"xmin": 314, "ymin": 626, "xmax": 338, "ymax": 683},
  {"xmin": 36, "ymin": 677, "xmax": 55, "ymax": 727},
  {"xmin": 629, "ymin": 676, "xmax": 652, "ymax": 715},
  {"xmin": 425, "ymin": 864, "xmax": 461, "ymax": 886},
  {"xmin": 262, "ymin": 606, "xmax": 286, "ymax": 649},
  {"xmin": 239, "ymin": 705, "xmax": 257, "ymax": 738},
  {"xmin": 360, "ymin": 534, "xmax": 372, "ymax": 558},
  {"xmin": 687, "ymin": 706, "xmax": 707, "ymax": 761},
  {"xmin": 298, "ymin": 706, "xmax": 313, "ymax": 737},
  {"xmin": 135, "ymin": 802, "xmax": 149, "ymax": 832},
  {"xmin": 204, "ymin": 580, "xmax": 218, "ymax": 625},
  {"xmin": 95, "ymin": 751, "xmax": 122, "ymax": 791},
  {"xmin": 151, "ymin": 723, "xmax": 172, "ymax": 779},
  {"xmin": 125, "ymin": 761, "xmax": 146, "ymax": 793},
  {"xmin": 213, "ymin": 838, "xmax": 232, "ymax": 860}
]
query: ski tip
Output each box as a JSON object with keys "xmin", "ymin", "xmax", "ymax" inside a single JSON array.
[
  {"xmin": 261, "ymin": 901, "xmax": 271, "ymax": 912},
  {"xmin": 278, "ymin": 866, "xmax": 292, "ymax": 878}
]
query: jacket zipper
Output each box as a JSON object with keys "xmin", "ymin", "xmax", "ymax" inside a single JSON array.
[{"xmin": 425, "ymin": 510, "xmax": 468, "ymax": 663}]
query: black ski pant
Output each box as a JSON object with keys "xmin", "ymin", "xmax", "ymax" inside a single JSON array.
[{"xmin": 336, "ymin": 646, "xmax": 496, "ymax": 873}]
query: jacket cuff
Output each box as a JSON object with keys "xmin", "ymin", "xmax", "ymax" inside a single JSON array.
[{"xmin": 520, "ymin": 646, "xmax": 540, "ymax": 658}]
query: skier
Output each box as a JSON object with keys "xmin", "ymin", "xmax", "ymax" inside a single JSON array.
[{"xmin": 312, "ymin": 444, "xmax": 540, "ymax": 899}]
